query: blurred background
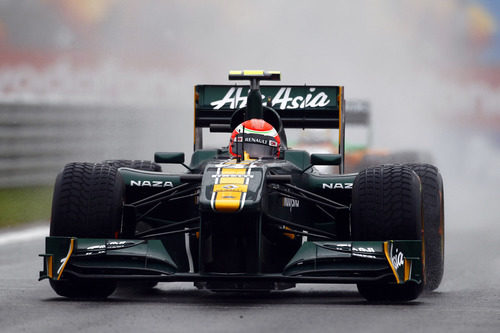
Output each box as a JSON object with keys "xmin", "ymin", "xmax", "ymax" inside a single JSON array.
[{"xmin": 0, "ymin": 0, "xmax": 498, "ymax": 230}]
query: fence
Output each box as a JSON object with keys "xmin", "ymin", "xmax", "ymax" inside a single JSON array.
[{"xmin": 0, "ymin": 103, "xmax": 152, "ymax": 187}]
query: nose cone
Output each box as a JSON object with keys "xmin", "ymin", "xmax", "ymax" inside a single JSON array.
[{"xmin": 199, "ymin": 161, "xmax": 265, "ymax": 214}]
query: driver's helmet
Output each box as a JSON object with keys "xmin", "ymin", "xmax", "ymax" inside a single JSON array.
[{"xmin": 229, "ymin": 119, "xmax": 281, "ymax": 159}]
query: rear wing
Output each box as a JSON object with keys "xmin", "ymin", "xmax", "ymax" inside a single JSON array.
[
  {"xmin": 195, "ymin": 85, "xmax": 343, "ymax": 128},
  {"xmin": 194, "ymin": 84, "xmax": 345, "ymax": 171}
]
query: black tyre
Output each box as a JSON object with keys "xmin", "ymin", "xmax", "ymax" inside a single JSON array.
[
  {"xmin": 352, "ymin": 165, "xmax": 424, "ymax": 301},
  {"xmin": 49, "ymin": 162, "xmax": 124, "ymax": 298},
  {"xmin": 51, "ymin": 163, "xmax": 124, "ymax": 237},
  {"xmin": 405, "ymin": 163, "xmax": 444, "ymax": 291},
  {"xmin": 102, "ymin": 159, "xmax": 162, "ymax": 172}
]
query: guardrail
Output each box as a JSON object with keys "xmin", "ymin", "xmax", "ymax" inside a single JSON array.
[{"xmin": 0, "ymin": 103, "xmax": 148, "ymax": 187}]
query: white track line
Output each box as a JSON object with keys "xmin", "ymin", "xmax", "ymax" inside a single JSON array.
[{"xmin": 0, "ymin": 224, "xmax": 48, "ymax": 246}]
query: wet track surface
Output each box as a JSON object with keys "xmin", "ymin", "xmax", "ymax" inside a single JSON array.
[{"xmin": 1, "ymin": 223, "xmax": 499, "ymax": 333}]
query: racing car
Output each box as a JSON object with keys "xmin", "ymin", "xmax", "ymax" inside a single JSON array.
[{"xmin": 40, "ymin": 71, "xmax": 445, "ymax": 301}]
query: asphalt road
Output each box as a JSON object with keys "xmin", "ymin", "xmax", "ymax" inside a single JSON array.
[{"xmin": 1, "ymin": 220, "xmax": 499, "ymax": 333}]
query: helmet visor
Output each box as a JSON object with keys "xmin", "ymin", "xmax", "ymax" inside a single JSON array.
[{"xmin": 231, "ymin": 134, "xmax": 279, "ymax": 158}]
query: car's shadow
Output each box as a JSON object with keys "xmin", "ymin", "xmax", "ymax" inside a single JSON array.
[{"xmin": 43, "ymin": 283, "xmax": 423, "ymax": 306}]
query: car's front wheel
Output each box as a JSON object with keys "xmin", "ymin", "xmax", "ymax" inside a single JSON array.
[
  {"xmin": 351, "ymin": 165, "xmax": 424, "ymax": 301},
  {"xmin": 49, "ymin": 162, "xmax": 124, "ymax": 298}
]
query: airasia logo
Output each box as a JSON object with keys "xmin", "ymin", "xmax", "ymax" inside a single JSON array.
[{"xmin": 210, "ymin": 87, "xmax": 331, "ymax": 110}]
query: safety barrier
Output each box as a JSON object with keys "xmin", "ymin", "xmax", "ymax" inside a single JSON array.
[{"xmin": 0, "ymin": 103, "xmax": 148, "ymax": 187}]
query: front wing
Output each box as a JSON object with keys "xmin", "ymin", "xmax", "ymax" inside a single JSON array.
[{"xmin": 39, "ymin": 237, "xmax": 422, "ymax": 286}]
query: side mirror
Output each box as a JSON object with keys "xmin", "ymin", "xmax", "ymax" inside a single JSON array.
[
  {"xmin": 154, "ymin": 152, "xmax": 185, "ymax": 164},
  {"xmin": 310, "ymin": 153, "xmax": 342, "ymax": 166}
]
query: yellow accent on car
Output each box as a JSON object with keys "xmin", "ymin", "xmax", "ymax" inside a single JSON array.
[
  {"xmin": 222, "ymin": 168, "xmax": 246, "ymax": 175},
  {"xmin": 383, "ymin": 241, "xmax": 401, "ymax": 284},
  {"xmin": 404, "ymin": 259, "xmax": 411, "ymax": 282},
  {"xmin": 283, "ymin": 226, "xmax": 295, "ymax": 240},
  {"xmin": 244, "ymin": 151, "xmax": 252, "ymax": 161},
  {"xmin": 229, "ymin": 70, "xmax": 281, "ymax": 78},
  {"xmin": 213, "ymin": 184, "xmax": 248, "ymax": 192},
  {"xmin": 244, "ymin": 70, "xmax": 264, "ymax": 76},
  {"xmin": 57, "ymin": 238, "xmax": 75, "ymax": 280},
  {"xmin": 48, "ymin": 256, "xmax": 53, "ymax": 279},
  {"xmin": 219, "ymin": 177, "xmax": 245, "ymax": 184},
  {"xmin": 214, "ymin": 191, "xmax": 243, "ymax": 212}
]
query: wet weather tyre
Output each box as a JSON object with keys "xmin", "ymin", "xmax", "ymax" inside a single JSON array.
[
  {"xmin": 49, "ymin": 162, "xmax": 124, "ymax": 298},
  {"xmin": 351, "ymin": 165, "xmax": 424, "ymax": 301},
  {"xmin": 50, "ymin": 162, "xmax": 124, "ymax": 238},
  {"xmin": 102, "ymin": 159, "xmax": 162, "ymax": 172},
  {"xmin": 351, "ymin": 165, "xmax": 422, "ymax": 241},
  {"xmin": 405, "ymin": 163, "xmax": 444, "ymax": 291}
]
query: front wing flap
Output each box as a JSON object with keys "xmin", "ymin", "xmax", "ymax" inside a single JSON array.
[{"xmin": 39, "ymin": 237, "xmax": 422, "ymax": 285}]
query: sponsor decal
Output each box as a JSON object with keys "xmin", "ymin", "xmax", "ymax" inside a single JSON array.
[
  {"xmin": 106, "ymin": 241, "xmax": 130, "ymax": 249},
  {"xmin": 236, "ymin": 136, "xmax": 277, "ymax": 147},
  {"xmin": 130, "ymin": 180, "xmax": 173, "ymax": 187},
  {"xmin": 322, "ymin": 182, "xmax": 353, "ymax": 190},
  {"xmin": 245, "ymin": 137, "xmax": 268, "ymax": 145},
  {"xmin": 353, "ymin": 247, "xmax": 376, "ymax": 259},
  {"xmin": 86, "ymin": 244, "xmax": 106, "ymax": 250},
  {"xmin": 213, "ymin": 184, "xmax": 248, "ymax": 192},
  {"xmin": 210, "ymin": 87, "xmax": 331, "ymax": 110},
  {"xmin": 212, "ymin": 174, "xmax": 254, "ymax": 178},
  {"xmin": 84, "ymin": 241, "xmax": 135, "ymax": 255},
  {"xmin": 390, "ymin": 245, "xmax": 405, "ymax": 270},
  {"xmin": 353, "ymin": 247, "xmax": 375, "ymax": 253},
  {"xmin": 282, "ymin": 197, "xmax": 300, "ymax": 208},
  {"xmin": 85, "ymin": 241, "xmax": 133, "ymax": 251}
]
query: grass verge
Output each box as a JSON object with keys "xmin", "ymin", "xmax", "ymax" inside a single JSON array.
[{"xmin": 0, "ymin": 186, "xmax": 53, "ymax": 228}]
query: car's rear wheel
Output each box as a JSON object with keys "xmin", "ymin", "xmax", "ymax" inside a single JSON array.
[
  {"xmin": 352, "ymin": 165, "xmax": 424, "ymax": 301},
  {"xmin": 49, "ymin": 162, "xmax": 124, "ymax": 298},
  {"xmin": 405, "ymin": 163, "xmax": 444, "ymax": 291}
]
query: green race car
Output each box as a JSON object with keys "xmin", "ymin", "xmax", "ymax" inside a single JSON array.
[{"xmin": 40, "ymin": 71, "xmax": 444, "ymax": 301}]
